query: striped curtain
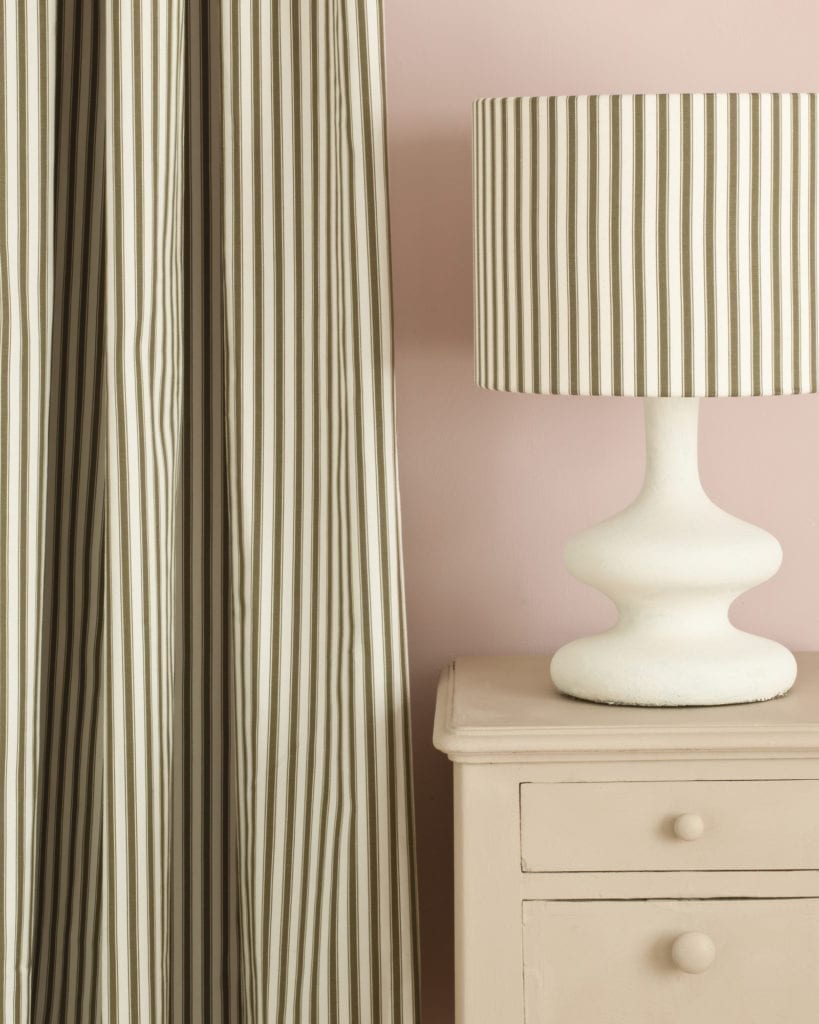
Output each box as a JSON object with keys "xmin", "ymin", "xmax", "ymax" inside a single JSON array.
[{"xmin": 0, "ymin": 0, "xmax": 419, "ymax": 1021}]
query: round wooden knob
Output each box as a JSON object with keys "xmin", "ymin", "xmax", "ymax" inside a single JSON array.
[
  {"xmin": 671, "ymin": 932, "xmax": 716, "ymax": 974},
  {"xmin": 673, "ymin": 813, "xmax": 705, "ymax": 841}
]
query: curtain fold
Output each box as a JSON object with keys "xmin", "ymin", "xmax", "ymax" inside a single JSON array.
[
  {"xmin": 0, "ymin": 2, "xmax": 56, "ymax": 1021},
  {"xmin": 1, "ymin": 0, "xmax": 419, "ymax": 1020},
  {"xmin": 32, "ymin": 0, "xmax": 104, "ymax": 1019}
]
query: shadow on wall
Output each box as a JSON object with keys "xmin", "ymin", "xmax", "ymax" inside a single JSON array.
[
  {"xmin": 388, "ymin": 129, "xmax": 474, "ymax": 349},
  {"xmin": 390, "ymin": 126, "xmax": 470, "ymax": 1024},
  {"xmin": 388, "ymin": 128, "xmax": 637, "ymax": 1023}
]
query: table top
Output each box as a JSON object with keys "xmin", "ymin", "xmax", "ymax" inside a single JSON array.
[{"xmin": 433, "ymin": 654, "xmax": 819, "ymax": 762}]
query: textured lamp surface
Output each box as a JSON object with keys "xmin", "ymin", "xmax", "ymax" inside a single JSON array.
[
  {"xmin": 472, "ymin": 94, "xmax": 819, "ymax": 706},
  {"xmin": 474, "ymin": 94, "xmax": 819, "ymax": 397}
]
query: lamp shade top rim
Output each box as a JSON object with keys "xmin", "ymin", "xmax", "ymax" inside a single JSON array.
[{"xmin": 474, "ymin": 91, "xmax": 819, "ymax": 104}]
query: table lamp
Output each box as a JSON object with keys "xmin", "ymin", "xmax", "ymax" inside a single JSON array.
[{"xmin": 474, "ymin": 93, "xmax": 818, "ymax": 706}]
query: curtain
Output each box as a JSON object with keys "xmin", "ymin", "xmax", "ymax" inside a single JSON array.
[{"xmin": 0, "ymin": 0, "xmax": 419, "ymax": 1020}]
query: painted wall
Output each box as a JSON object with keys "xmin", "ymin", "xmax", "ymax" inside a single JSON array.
[{"xmin": 383, "ymin": 1, "xmax": 819, "ymax": 1019}]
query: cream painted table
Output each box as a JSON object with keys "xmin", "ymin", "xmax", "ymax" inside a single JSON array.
[{"xmin": 433, "ymin": 654, "xmax": 819, "ymax": 1024}]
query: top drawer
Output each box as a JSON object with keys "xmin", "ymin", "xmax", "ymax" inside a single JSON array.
[{"xmin": 520, "ymin": 779, "xmax": 819, "ymax": 873}]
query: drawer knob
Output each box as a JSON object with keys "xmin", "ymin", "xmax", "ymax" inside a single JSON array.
[
  {"xmin": 673, "ymin": 813, "xmax": 705, "ymax": 841},
  {"xmin": 671, "ymin": 932, "xmax": 716, "ymax": 974}
]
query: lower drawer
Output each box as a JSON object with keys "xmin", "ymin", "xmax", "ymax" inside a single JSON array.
[{"xmin": 523, "ymin": 897, "xmax": 819, "ymax": 1024}]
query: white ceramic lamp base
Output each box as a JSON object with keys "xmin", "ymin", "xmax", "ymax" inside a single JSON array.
[{"xmin": 550, "ymin": 398, "xmax": 796, "ymax": 707}]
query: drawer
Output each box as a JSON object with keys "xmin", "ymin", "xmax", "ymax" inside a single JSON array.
[
  {"xmin": 523, "ymin": 898, "xmax": 819, "ymax": 1023},
  {"xmin": 520, "ymin": 779, "xmax": 819, "ymax": 872}
]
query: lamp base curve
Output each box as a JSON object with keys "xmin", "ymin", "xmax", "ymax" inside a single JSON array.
[{"xmin": 550, "ymin": 399, "xmax": 796, "ymax": 707}]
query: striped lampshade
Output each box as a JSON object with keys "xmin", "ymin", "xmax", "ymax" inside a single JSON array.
[{"xmin": 473, "ymin": 94, "xmax": 819, "ymax": 397}]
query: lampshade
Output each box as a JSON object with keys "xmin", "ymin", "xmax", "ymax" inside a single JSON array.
[{"xmin": 474, "ymin": 93, "xmax": 818, "ymax": 397}]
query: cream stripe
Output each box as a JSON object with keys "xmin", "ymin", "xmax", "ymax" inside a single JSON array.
[
  {"xmin": 575, "ymin": 98, "xmax": 591, "ymax": 393},
  {"xmin": 759, "ymin": 94, "xmax": 774, "ymax": 394},
  {"xmin": 643, "ymin": 96, "xmax": 659, "ymax": 392},
  {"xmin": 715, "ymin": 94, "xmax": 731, "ymax": 394},
  {"xmin": 504, "ymin": 101, "xmax": 519, "ymax": 390},
  {"xmin": 688, "ymin": 94, "xmax": 706, "ymax": 395},
  {"xmin": 737, "ymin": 95, "xmax": 753, "ymax": 395},
  {"xmin": 619, "ymin": 99, "xmax": 636, "ymax": 392},
  {"xmin": 596, "ymin": 98, "xmax": 612, "ymax": 395},
  {"xmin": 520, "ymin": 101, "xmax": 534, "ymax": 392},
  {"xmin": 799, "ymin": 95, "xmax": 812, "ymax": 389},
  {"xmin": 555, "ymin": 99, "xmax": 569, "ymax": 392},
  {"xmin": 780, "ymin": 94, "xmax": 794, "ymax": 390},
  {"xmin": 666, "ymin": 95, "xmax": 683, "ymax": 395}
]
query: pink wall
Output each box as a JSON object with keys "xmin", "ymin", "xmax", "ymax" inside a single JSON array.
[{"xmin": 383, "ymin": 1, "xmax": 819, "ymax": 1018}]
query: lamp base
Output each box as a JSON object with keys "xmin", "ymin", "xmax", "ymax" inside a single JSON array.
[{"xmin": 550, "ymin": 398, "xmax": 797, "ymax": 707}]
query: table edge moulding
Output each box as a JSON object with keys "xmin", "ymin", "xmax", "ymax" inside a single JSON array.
[{"xmin": 434, "ymin": 653, "xmax": 819, "ymax": 762}]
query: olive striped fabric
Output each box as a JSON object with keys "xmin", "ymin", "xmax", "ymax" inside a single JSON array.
[
  {"xmin": 0, "ymin": 2, "xmax": 55, "ymax": 1021},
  {"xmin": 219, "ymin": 1, "xmax": 418, "ymax": 1021},
  {"xmin": 474, "ymin": 94, "xmax": 819, "ymax": 397},
  {"xmin": 1, "ymin": 0, "xmax": 419, "ymax": 1021}
]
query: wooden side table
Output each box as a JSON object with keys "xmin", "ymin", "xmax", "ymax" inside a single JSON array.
[{"xmin": 433, "ymin": 654, "xmax": 819, "ymax": 1024}]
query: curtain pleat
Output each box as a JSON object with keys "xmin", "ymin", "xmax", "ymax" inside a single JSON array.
[
  {"xmin": 32, "ymin": 0, "xmax": 104, "ymax": 1018},
  {"xmin": 1, "ymin": 0, "xmax": 419, "ymax": 1020},
  {"xmin": 220, "ymin": 1, "xmax": 418, "ymax": 1018},
  {"xmin": 173, "ymin": 0, "xmax": 242, "ymax": 1019},
  {"xmin": 0, "ymin": 1, "xmax": 55, "ymax": 1020},
  {"xmin": 101, "ymin": 0, "xmax": 186, "ymax": 1020}
]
